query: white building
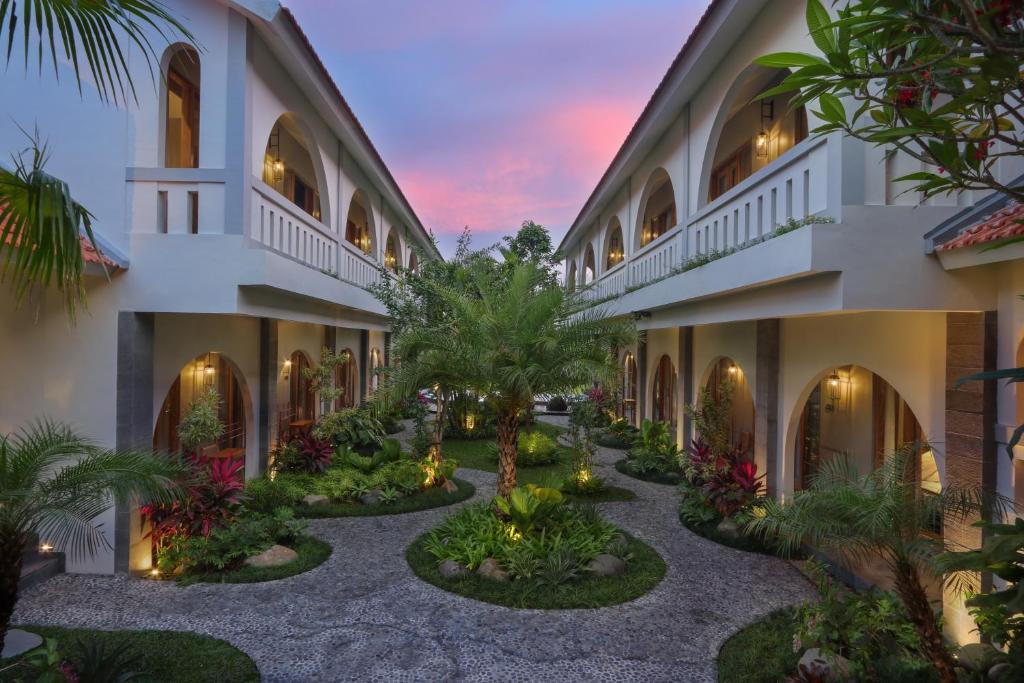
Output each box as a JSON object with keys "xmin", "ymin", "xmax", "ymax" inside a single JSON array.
[
  {"xmin": 557, "ymin": 0, "xmax": 1024, "ymax": 643},
  {"xmin": 0, "ymin": 1, "xmax": 436, "ymax": 574}
]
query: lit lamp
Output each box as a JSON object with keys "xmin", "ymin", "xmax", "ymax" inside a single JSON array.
[
  {"xmin": 273, "ymin": 158, "xmax": 285, "ymax": 184},
  {"xmin": 283, "ymin": 358, "xmax": 292, "ymax": 380},
  {"xmin": 756, "ymin": 100, "xmax": 774, "ymax": 159},
  {"xmin": 727, "ymin": 363, "xmax": 739, "ymax": 376},
  {"xmin": 39, "ymin": 542, "xmax": 54, "ymax": 553},
  {"xmin": 825, "ymin": 369, "xmax": 847, "ymax": 412},
  {"xmin": 204, "ymin": 363, "xmax": 215, "ymax": 376}
]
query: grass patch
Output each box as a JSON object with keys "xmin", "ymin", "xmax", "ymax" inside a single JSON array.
[
  {"xmin": 0, "ymin": 626, "xmax": 259, "ymax": 682},
  {"xmin": 594, "ymin": 432, "xmax": 632, "ymax": 450},
  {"xmin": 563, "ymin": 486, "xmax": 637, "ymax": 503},
  {"xmin": 442, "ymin": 422, "xmax": 574, "ymax": 487},
  {"xmin": 406, "ymin": 529, "xmax": 665, "ymax": 609},
  {"xmin": 178, "ymin": 533, "xmax": 332, "ymax": 585},
  {"xmin": 295, "ymin": 478, "xmax": 475, "ymax": 518},
  {"xmin": 614, "ymin": 459, "xmax": 682, "ymax": 485},
  {"xmin": 678, "ymin": 512, "xmax": 788, "ymax": 557},
  {"xmin": 717, "ymin": 608, "xmax": 800, "ymax": 683}
]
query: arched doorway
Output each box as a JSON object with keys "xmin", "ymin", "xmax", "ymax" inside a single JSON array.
[
  {"xmin": 638, "ymin": 169, "xmax": 677, "ymax": 248},
  {"xmin": 704, "ymin": 67, "xmax": 808, "ymax": 204},
  {"xmin": 583, "ymin": 245, "xmax": 597, "ymax": 284},
  {"xmin": 346, "ymin": 190, "xmax": 374, "ymax": 255},
  {"xmin": 162, "ymin": 45, "xmax": 200, "ymax": 169},
  {"xmin": 287, "ymin": 350, "xmax": 316, "ymax": 425},
  {"xmin": 153, "ymin": 352, "xmax": 246, "ymax": 457},
  {"xmin": 620, "ymin": 351, "xmax": 638, "ymax": 426},
  {"xmin": 793, "ymin": 366, "xmax": 935, "ymax": 496},
  {"xmin": 262, "ymin": 114, "xmax": 324, "ymax": 221},
  {"xmin": 605, "ymin": 219, "xmax": 624, "ymax": 269},
  {"xmin": 384, "ymin": 230, "xmax": 400, "ymax": 272},
  {"xmin": 703, "ymin": 357, "xmax": 756, "ymax": 455},
  {"xmin": 334, "ymin": 348, "xmax": 358, "ymax": 410},
  {"xmin": 651, "ymin": 354, "xmax": 676, "ymax": 430}
]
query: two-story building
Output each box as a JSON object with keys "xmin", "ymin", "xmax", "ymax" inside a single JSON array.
[
  {"xmin": 0, "ymin": 0, "xmax": 436, "ymax": 575},
  {"xmin": 558, "ymin": 0, "xmax": 1024, "ymax": 643}
]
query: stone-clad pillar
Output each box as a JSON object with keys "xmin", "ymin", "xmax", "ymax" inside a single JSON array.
[
  {"xmin": 755, "ymin": 319, "xmax": 780, "ymax": 499},
  {"xmin": 258, "ymin": 318, "xmax": 279, "ymax": 475},
  {"xmin": 359, "ymin": 330, "xmax": 370, "ymax": 402},
  {"xmin": 678, "ymin": 327, "xmax": 694, "ymax": 447},
  {"xmin": 637, "ymin": 333, "xmax": 648, "ymax": 422}
]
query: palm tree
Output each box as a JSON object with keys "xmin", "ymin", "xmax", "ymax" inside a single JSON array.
[
  {"xmin": 0, "ymin": 0, "xmax": 195, "ymax": 319},
  {"xmin": 746, "ymin": 446, "xmax": 1000, "ymax": 683},
  {"xmin": 0, "ymin": 421, "xmax": 181, "ymax": 653},
  {"xmin": 445, "ymin": 258, "xmax": 635, "ymax": 497}
]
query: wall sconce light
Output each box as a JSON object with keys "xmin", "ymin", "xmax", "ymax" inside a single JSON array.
[
  {"xmin": 39, "ymin": 542, "xmax": 54, "ymax": 553},
  {"xmin": 825, "ymin": 369, "xmax": 849, "ymax": 412},
  {"xmin": 273, "ymin": 158, "xmax": 285, "ymax": 184},
  {"xmin": 283, "ymin": 358, "xmax": 292, "ymax": 380},
  {"xmin": 727, "ymin": 363, "xmax": 739, "ymax": 376},
  {"xmin": 756, "ymin": 100, "xmax": 774, "ymax": 159},
  {"xmin": 204, "ymin": 363, "xmax": 215, "ymax": 376}
]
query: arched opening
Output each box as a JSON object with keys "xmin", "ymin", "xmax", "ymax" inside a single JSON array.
[
  {"xmin": 703, "ymin": 357, "xmax": 756, "ymax": 455},
  {"xmin": 408, "ymin": 250, "xmax": 419, "ymax": 273},
  {"xmin": 620, "ymin": 351, "xmax": 638, "ymax": 426},
  {"xmin": 369, "ymin": 348, "xmax": 383, "ymax": 394},
  {"xmin": 638, "ymin": 169, "xmax": 677, "ymax": 248},
  {"xmin": 706, "ymin": 67, "xmax": 808, "ymax": 203},
  {"xmin": 262, "ymin": 114, "xmax": 323, "ymax": 221},
  {"xmin": 153, "ymin": 352, "xmax": 246, "ymax": 458},
  {"xmin": 566, "ymin": 261, "xmax": 577, "ymax": 292},
  {"xmin": 651, "ymin": 354, "xmax": 677, "ymax": 431},
  {"xmin": 163, "ymin": 46, "xmax": 200, "ymax": 169},
  {"xmin": 334, "ymin": 348, "xmax": 358, "ymax": 410},
  {"xmin": 582, "ymin": 245, "xmax": 597, "ymax": 284},
  {"xmin": 346, "ymin": 190, "xmax": 374, "ymax": 256},
  {"xmin": 605, "ymin": 219, "xmax": 624, "ymax": 269},
  {"xmin": 384, "ymin": 230, "xmax": 400, "ymax": 272},
  {"xmin": 793, "ymin": 366, "xmax": 934, "ymax": 495},
  {"xmin": 287, "ymin": 350, "xmax": 316, "ymax": 426}
]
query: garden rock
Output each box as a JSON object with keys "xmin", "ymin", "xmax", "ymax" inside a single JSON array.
[
  {"xmin": 797, "ymin": 648, "xmax": 850, "ymax": 682},
  {"xmin": 441, "ymin": 479, "xmax": 458, "ymax": 494},
  {"xmin": 1, "ymin": 629, "xmax": 42, "ymax": 658},
  {"xmin": 302, "ymin": 494, "xmax": 330, "ymax": 506},
  {"xmin": 359, "ymin": 489, "xmax": 383, "ymax": 506},
  {"xmin": 476, "ymin": 558, "xmax": 510, "ymax": 582},
  {"xmin": 243, "ymin": 544, "xmax": 297, "ymax": 568},
  {"xmin": 957, "ymin": 643, "xmax": 1001, "ymax": 672},
  {"xmin": 988, "ymin": 662, "xmax": 1013, "ymax": 682},
  {"xmin": 438, "ymin": 560, "xmax": 468, "ymax": 579},
  {"xmin": 715, "ymin": 518, "xmax": 739, "ymax": 539},
  {"xmin": 586, "ymin": 553, "xmax": 627, "ymax": 576}
]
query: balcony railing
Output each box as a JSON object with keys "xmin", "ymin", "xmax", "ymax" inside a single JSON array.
[
  {"xmin": 578, "ymin": 136, "xmax": 832, "ymax": 298},
  {"xmin": 339, "ymin": 238, "xmax": 382, "ymax": 288},
  {"xmin": 250, "ymin": 180, "xmax": 338, "ymax": 274}
]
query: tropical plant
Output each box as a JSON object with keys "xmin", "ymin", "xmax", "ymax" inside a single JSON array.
[
  {"xmin": 304, "ymin": 347, "xmax": 350, "ymax": 416},
  {"xmin": 0, "ymin": 421, "xmax": 179, "ymax": 652},
  {"xmin": 313, "ymin": 408, "xmax": 384, "ymax": 454},
  {"xmin": 493, "ymin": 485, "xmax": 564, "ymax": 536},
  {"xmin": 745, "ymin": 445, "xmax": 1001, "ymax": 683},
  {"xmin": 757, "ymin": 0, "xmax": 1024, "ymax": 204},
  {"xmin": 176, "ymin": 386, "xmax": 224, "ymax": 452},
  {"xmin": 515, "ymin": 431, "xmax": 559, "ymax": 466},
  {"xmin": 0, "ymin": 0, "xmax": 195, "ymax": 319},
  {"xmin": 627, "ymin": 419, "xmax": 682, "ymax": 477},
  {"xmin": 66, "ymin": 635, "xmax": 146, "ymax": 683},
  {"xmin": 141, "ymin": 454, "xmax": 244, "ymax": 546},
  {"xmin": 685, "ymin": 380, "xmax": 735, "ymax": 459},
  {"xmin": 546, "ymin": 395, "xmax": 568, "ymax": 412},
  {"xmin": 295, "ymin": 434, "xmax": 333, "ymax": 474}
]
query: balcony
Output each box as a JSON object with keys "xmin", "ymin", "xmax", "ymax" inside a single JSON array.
[{"xmin": 579, "ymin": 136, "xmax": 835, "ymax": 305}]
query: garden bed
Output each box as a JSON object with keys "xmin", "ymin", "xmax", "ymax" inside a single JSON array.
[
  {"xmin": 614, "ymin": 458, "xmax": 682, "ymax": 485},
  {"xmin": 406, "ymin": 497, "xmax": 665, "ymax": 609},
  {"xmin": 294, "ymin": 478, "xmax": 475, "ymax": 518},
  {"xmin": 176, "ymin": 533, "xmax": 332, "ymax": 585},
  {"xmin": 677, "ymin": 513, "xmax": 782, "ymax": 556},
  {"xmin": 717, "ymin": 609, "xmax": 801, "ymax": 683},
  {"xmin": 0, "ymin": 627, "xmax": 259, "ymax": 682}
]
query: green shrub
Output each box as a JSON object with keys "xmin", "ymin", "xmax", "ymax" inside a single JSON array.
[
  {"xmin": 177, "ymin": 387, "xmax": 224, "ymax": 451},
  {"xmin": 244, "ymin": 477, "xmax": 305, "ymax": 513},
  {"xmin": 516, "ymin": 431, "xmax": 559, "ymax": 465},
  {"xmin": 546, "ymin": 396, "xmax": 568, "ymax": 412},
  {"xmin": 313, "ymin": 408, "xmax": 385, "ymax": 454}
]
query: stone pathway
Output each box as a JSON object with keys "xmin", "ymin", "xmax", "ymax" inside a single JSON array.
[{"xmin": 12, "ymin": 417, "xmax": 814, "ymax": 682}]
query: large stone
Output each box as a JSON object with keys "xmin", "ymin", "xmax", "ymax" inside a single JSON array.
[
  {"xmin": 243, "ymin": 544, "xmax": 298, "ymax": 568},
  {"xmin": 715, "ymin": 518, "xmax": 740, "ymax": 539},
  {"xmin": 1, "ymin": 629, "xmax": 43, "ymax": 658},
  {"xmin": 797, "ymin": 648, "xmax": 850, "ymax": 682},
  {"xmin": 956, "ymin": 642, "xmax": 1001, "ymax": 672},
  {"xmin": 988, "ymin": 661, "xmax": 1014, "ymax": 682},
  {"xmin": 359, "ymin": 489, "xmax": 383, "ymax": 506},
  {"xmin": 586, "ymin": 553, "xmax": 627, "ymax": 577},
  {"xmin": 438, "ymin": 559, "xmax": 468, "ymax": 579},
  {"xmin": 302, "ymin": 494, "xmax": 330, "ymax": 506},
  {"xmin": 476, "ymin": 558, "xmax": 510, "ymax": 582}
]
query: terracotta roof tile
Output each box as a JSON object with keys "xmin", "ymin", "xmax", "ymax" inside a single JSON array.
[
  {"xmin": 79, "ymin": 234, "xmax": 122, "ymax": 269},
  {"xmin": 937, "ymin": 202, "xmax": 1024, "ymax": 251}
]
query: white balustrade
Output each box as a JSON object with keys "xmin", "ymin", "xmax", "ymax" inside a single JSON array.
[
  {"xmin": 250, "ymin": 181, "xmax": 338, "ymax": 274},
  {"xmin": 627, "ymin": 227, "xmax": 684, "ymax": 289},
  {"xmin": 339, "ymin": 238, "xmax": 383, "ymax": 288}
]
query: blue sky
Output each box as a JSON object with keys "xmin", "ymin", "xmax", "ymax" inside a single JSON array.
[{"xmin": 284, "ymin": 0, "xmax": 711, "ymax": 255}]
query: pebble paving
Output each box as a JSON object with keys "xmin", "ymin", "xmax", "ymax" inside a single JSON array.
[{"xmin": 13, "ymin": 417, "xmax": 814, "ymax": 681}]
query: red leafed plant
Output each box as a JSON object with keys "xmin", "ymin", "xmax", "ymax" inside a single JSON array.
[
  {"xmin": 732, "ymin": 460, "xmax": 763, "ymax": 494},
  {"xmin": 702, "ymin": 456, "xmax": 764, "ymax": 518},
  {"xmin": 141, "ymin": 453, "xmax": 246, "ymax": 547},
  {"xmin": 297, "ymin": 434, "xmax": 333, "ymax": 474}
]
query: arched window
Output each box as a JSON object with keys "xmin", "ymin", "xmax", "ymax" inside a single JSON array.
[
  {"xmin": 334, "ymin": 348, "xmax": 358, "ymax": 410},
  {"xmin": 164, "ymin": 46, "xmax": 200, "ymax": 168},
  {"xmin": 287, "ymin": 351, "xmax": 315, "ymax": 423},
  {"xmin": 566, "ymin": 261, "xmax": 577, "ymax": 292},
  {"xmin": 639, "ymin": 169, "xmax": 676, "ymax": 247},
  {"xmin": 652, "ymin": 354, "xmax": 676, "ymax": 427},
  {"xmin": 384, "ymin": 230, "xmax": 400, "ymax": 272},
  {"xmin": 263, "ymin": 115, "xmax": 322, "ymax": 220},
  {"xmin": 346, "ymin": 191, "xmax": 373, "ymax": 255},
  {"xmin": 153, "ymin": 352, "xmax": 246, "ymax": 457},
  {"xmin": 606, "ymin": 220, "xmax": 624, "ymax": 269},
  {"xmin": 707, "ymin": 67, "xmax": 807, "ymax": 203},
  {"xmin": 620, "ymin": 352, "xmax": 638, "ymax": 426},
  {"xmin": 583, "ymin": 246, "xmax": 596, "ymax": 284},
  {"xmin": 703, "ymin": 357, "xmax": 756, "ymax": 455}
]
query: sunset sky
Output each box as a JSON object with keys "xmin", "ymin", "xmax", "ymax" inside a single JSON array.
[{"xmin": 284, "ymin": 0, "xmax": 711, "ymax": 255}]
